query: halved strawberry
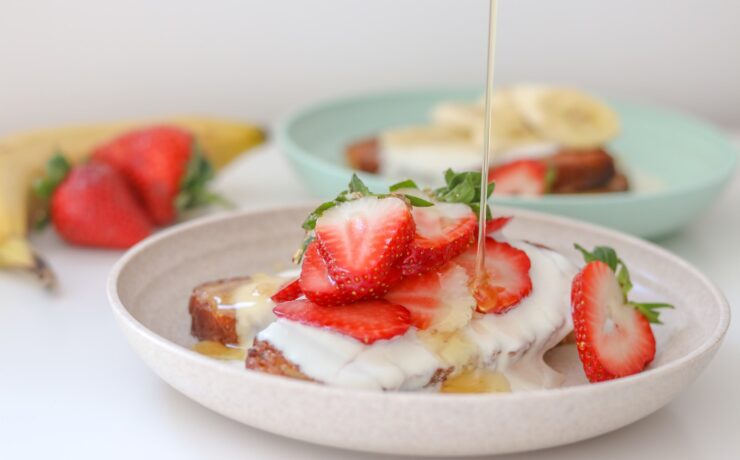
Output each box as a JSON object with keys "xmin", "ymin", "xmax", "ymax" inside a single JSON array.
[
  {"xmin": 570, "ymin": 245, "xmax": 673, "ymax": 383},
  {"xmin": 299, "ymin": 241, "xmax": 400, "ymax": 306},
  {"xmin": 485, "ymin": 216, "xmax": 513, "ymax": 235},
  {"xmin": 270, "ymin": 279, "xmax": 303, "ymax": 303},
  {"xmin": 401, "ymin": 202, "xmax": 477, "ymax": 277},
  {"xmin": 315, "ymin": 196, "xmax": 414, "ymax": 295},
  {"xmin": 489, "ymin": 159, "xmax": 549, "ymax": 196},
  {"xmin": 385, "ymin": 263, "xmax": 475, "ymax": 331},
  {"xmin": 456, "ymin": 238, "xmax": 532, "ymax": 314},
  {"xmin": 273, "ymin": 299, "xmax": 411, "ymax": 344},
  {"xmin": 571, "ymin": 261, "xmax": 656, "ymax": 382}
]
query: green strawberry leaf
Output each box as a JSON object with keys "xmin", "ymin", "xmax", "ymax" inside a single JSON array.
[
  {"xmin": 629, "ymin": 302, "xmax": 674, "ymax": 325},
  {"xmin": 574, "ymin": 243, "xmax": 674, "ymax": 324},
  {"xmin": 544, "ymin": 166, "xmax": 557, "ymax": 192},
  {"xmin": 302, "ymin": 201, "xmax": 338, "ymax": 231},
  {"xmin": 175, "ymin": 143, "xmax": 227, "ymax": 213}
]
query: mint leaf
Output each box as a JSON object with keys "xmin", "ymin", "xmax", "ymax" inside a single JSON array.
[
  {"xmin": 348, "ymin": 174, "xmax": 370, "ymax": 195},
  {"xmin": 403, "ymin": 194, "xmax": 434, "ymax": 207},
  {"xmin": 434, "ymin": 169, "xmax": 493, "ymax": 221},
  {"xmin": 389, "ymin": 179, "xmax": 419, "ymax": 192}
]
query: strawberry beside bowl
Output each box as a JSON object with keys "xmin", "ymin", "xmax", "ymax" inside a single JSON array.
[
  {"xmin": 277, "ymin": 89, "xmax": 738, "ymax": 239},
  {"xmin": 107, "ymin": 205, "xmax": 729, "ymax": 456}
]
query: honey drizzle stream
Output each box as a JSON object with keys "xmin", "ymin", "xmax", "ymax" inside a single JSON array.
[{"xmin": 475, "ymin": 0, "xmax": 500, "ymax": 284}]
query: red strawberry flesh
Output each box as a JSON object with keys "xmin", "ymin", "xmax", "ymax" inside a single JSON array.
[
  {"xmin": 385, "ymin": 262, "xmax": 473, "ymax": 331},
  {"xmin": 315, "ymin": 196, "xmax": 414, "ymax": 296},
  {"xmin": 299, "ymin": 241, "xmax": 401, "ymax": 305},
  {"xmin": 456, "ymin": 238, "xmax": 533, "ymax": 314},
  {"xmin": 485, "ymin": 216, "xmax": 513, "ymax": 234},
  {"xmin": 489, "ymin": 159, "xmax": 548, "ymax": 196},
  {"xmin": 270, "ymin": 278, "xmax": 303, "ymax": 303},
  {"xmin": 273, "ymin": 299, "xmax": 411, "ymax": 344},
  {"xmin": 401, "ymin": 202, "xmax": 476, "ymax": 277}
]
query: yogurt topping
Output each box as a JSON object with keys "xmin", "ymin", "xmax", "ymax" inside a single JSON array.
[
  {"xmin": 380, "ymin": 140, "xmax": 559, "ymax": 187},
  {"xmin": 255, "ymin": 240, "xmax": 577, "ymax": 392},
  {"xmin": 258, "ymin": 321, "xmax": 444, "ymax": 391},
  {"xmin": 463, "ymin": 241, "xmax": 577, "ymax": 390}
]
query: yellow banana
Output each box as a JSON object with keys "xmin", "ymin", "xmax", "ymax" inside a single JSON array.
[{"xmin": 0, "ymin": 116, "xmax": 266, "ymax": 287}]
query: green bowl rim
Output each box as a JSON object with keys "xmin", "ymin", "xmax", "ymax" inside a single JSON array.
[{"xmin": 276, "ymin": 87, "xmax": 738, "ymax": 204}]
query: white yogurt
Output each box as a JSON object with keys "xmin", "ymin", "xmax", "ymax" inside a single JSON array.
[
  {"xmin": 257, "ymin": 321, "xmax": 445, "ymax": 391},
  {"xmin": 380, "ymin": 141, "xmax": 559, "ymax": 187},
  {"xmin": 255, "ymin": 241, "xmax": 577, "ymax": 392},
  {"xmin": 463, "ymin": 241, "xmax": 577, "ymax": 390}
]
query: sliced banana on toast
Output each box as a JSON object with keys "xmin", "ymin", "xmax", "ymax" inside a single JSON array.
[{"xmin": 511, "ymin": 85, "xmax": 620, "ymax": 148}]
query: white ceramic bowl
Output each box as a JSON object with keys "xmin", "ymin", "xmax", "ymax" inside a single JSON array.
[{"xmin": 107, "ymin": 206, "xmax": 729, "ymax": 457}]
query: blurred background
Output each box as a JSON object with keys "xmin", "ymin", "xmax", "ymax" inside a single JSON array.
[{"xmin": 1, "ymin": 0, "xmax": 739, "ymax": 134}]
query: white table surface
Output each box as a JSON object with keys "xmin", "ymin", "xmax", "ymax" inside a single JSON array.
[{"xmin": 2, "ymin": 141, "xmax": 739, "ymax": 459}]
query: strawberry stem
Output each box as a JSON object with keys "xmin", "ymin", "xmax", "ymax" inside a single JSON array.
[{"xmin": 32, "ymin": 152, "xmax": 72, "ymax": 229}]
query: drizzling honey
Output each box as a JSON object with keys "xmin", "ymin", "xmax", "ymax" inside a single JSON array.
[
  {"xmin": 193, "ymin": 340, "xmax": 247, "ymax": 361},
  {"xmin": 473, "ymin": 0, "xmax": 500, "ymax": 291}
]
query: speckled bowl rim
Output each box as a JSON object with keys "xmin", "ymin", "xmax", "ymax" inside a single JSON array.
[
  {"xmin": 276, "ymin": 88, "xmax": 738, "ymax": 205},
  {"xmin": 107, "ymin": 204, "xmax": 730, "ymax": 404}
]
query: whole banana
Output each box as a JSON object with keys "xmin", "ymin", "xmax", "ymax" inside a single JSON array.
[{"xmin": 0, "ymin": 117, "xmax": 266, "ymax": 287}]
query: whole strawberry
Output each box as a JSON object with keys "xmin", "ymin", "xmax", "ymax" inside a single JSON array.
[
  {"xmin": 35, "ymin": 155, "xmax": 153, "ymax": 248},
  {"xmin": 92, "ymin": 125, "xmax": 217, "ymax": 225}
]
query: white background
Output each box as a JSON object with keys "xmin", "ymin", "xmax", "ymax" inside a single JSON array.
[
  {"xmin": 1, "ymin": 1, "xmax": 740, "ymax": 459},
  {"xmin": 1, "ymin": 0, "xmax": 739, "ymax": 135}
]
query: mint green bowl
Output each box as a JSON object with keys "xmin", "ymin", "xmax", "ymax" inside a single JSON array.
[{"xmin": 277, "ymin": 89, "xmax": 737, "ymax": 239}]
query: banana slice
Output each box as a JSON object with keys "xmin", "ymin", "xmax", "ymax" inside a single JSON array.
[
  {"xmin": 431, "ymin": 102, "xmax": 484, "ymax": 135},
  {"xmin": 470, "ymin": 90, "xmax": 543, "ymax": 152},
  {"xmin": 380, "ymin": 125, "xmax": 473, "ymax": 150},
  {"xmin": 512, "ymin": 85, "xmax": 619, "ymax": 148}
]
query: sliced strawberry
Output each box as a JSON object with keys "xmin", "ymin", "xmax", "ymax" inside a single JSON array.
[
  {"xmin": 273, "ymin": 299, "xmax": 411, "ymax": 344},
  {"xmin": 270, "ymin": 279, "xmax": 303, "ymax": 303},
  {"xmin": 385, "ymin": 263, "xmax": 474, "ymax": 331},
  {"xmin": 298, "ymin": 242, "xmax": 346, "ymax": 306},
  {"xmin": 401, "ymin": 202, "xmax": 476, "ymax": 277},
  {"xmin": 315, "ymin": 196, "xmax": 414, "ymax": 295},
  {"xmin": 489, "ymin": 159, "xmax": 548, "ymax": 196},
  {"xmin": 485, "ymin": 216, "xmax": 513, "ymax": 235},
  {"xmin": 299, "ymin": 241, "xmax": 400, "ymax": 306},
  {"xmin": 456, "ymin": 238, "xmax": 532, "ymax": 314},
  {"xmin": 571, "ymin": 260, "xmax": 657, "ymax": 383}
]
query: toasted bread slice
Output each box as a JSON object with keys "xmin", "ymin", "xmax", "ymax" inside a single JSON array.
[
  {"xmin": 189, "ymin": 277, "xmax": 252, "ymax": 345},
  {"xmin": 546, "ymin": 148, "xmax": 616, "ymax": 193},
  {"xmin": 346, "ymin": 137, "xmax": 380, "ymax": 173}
]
